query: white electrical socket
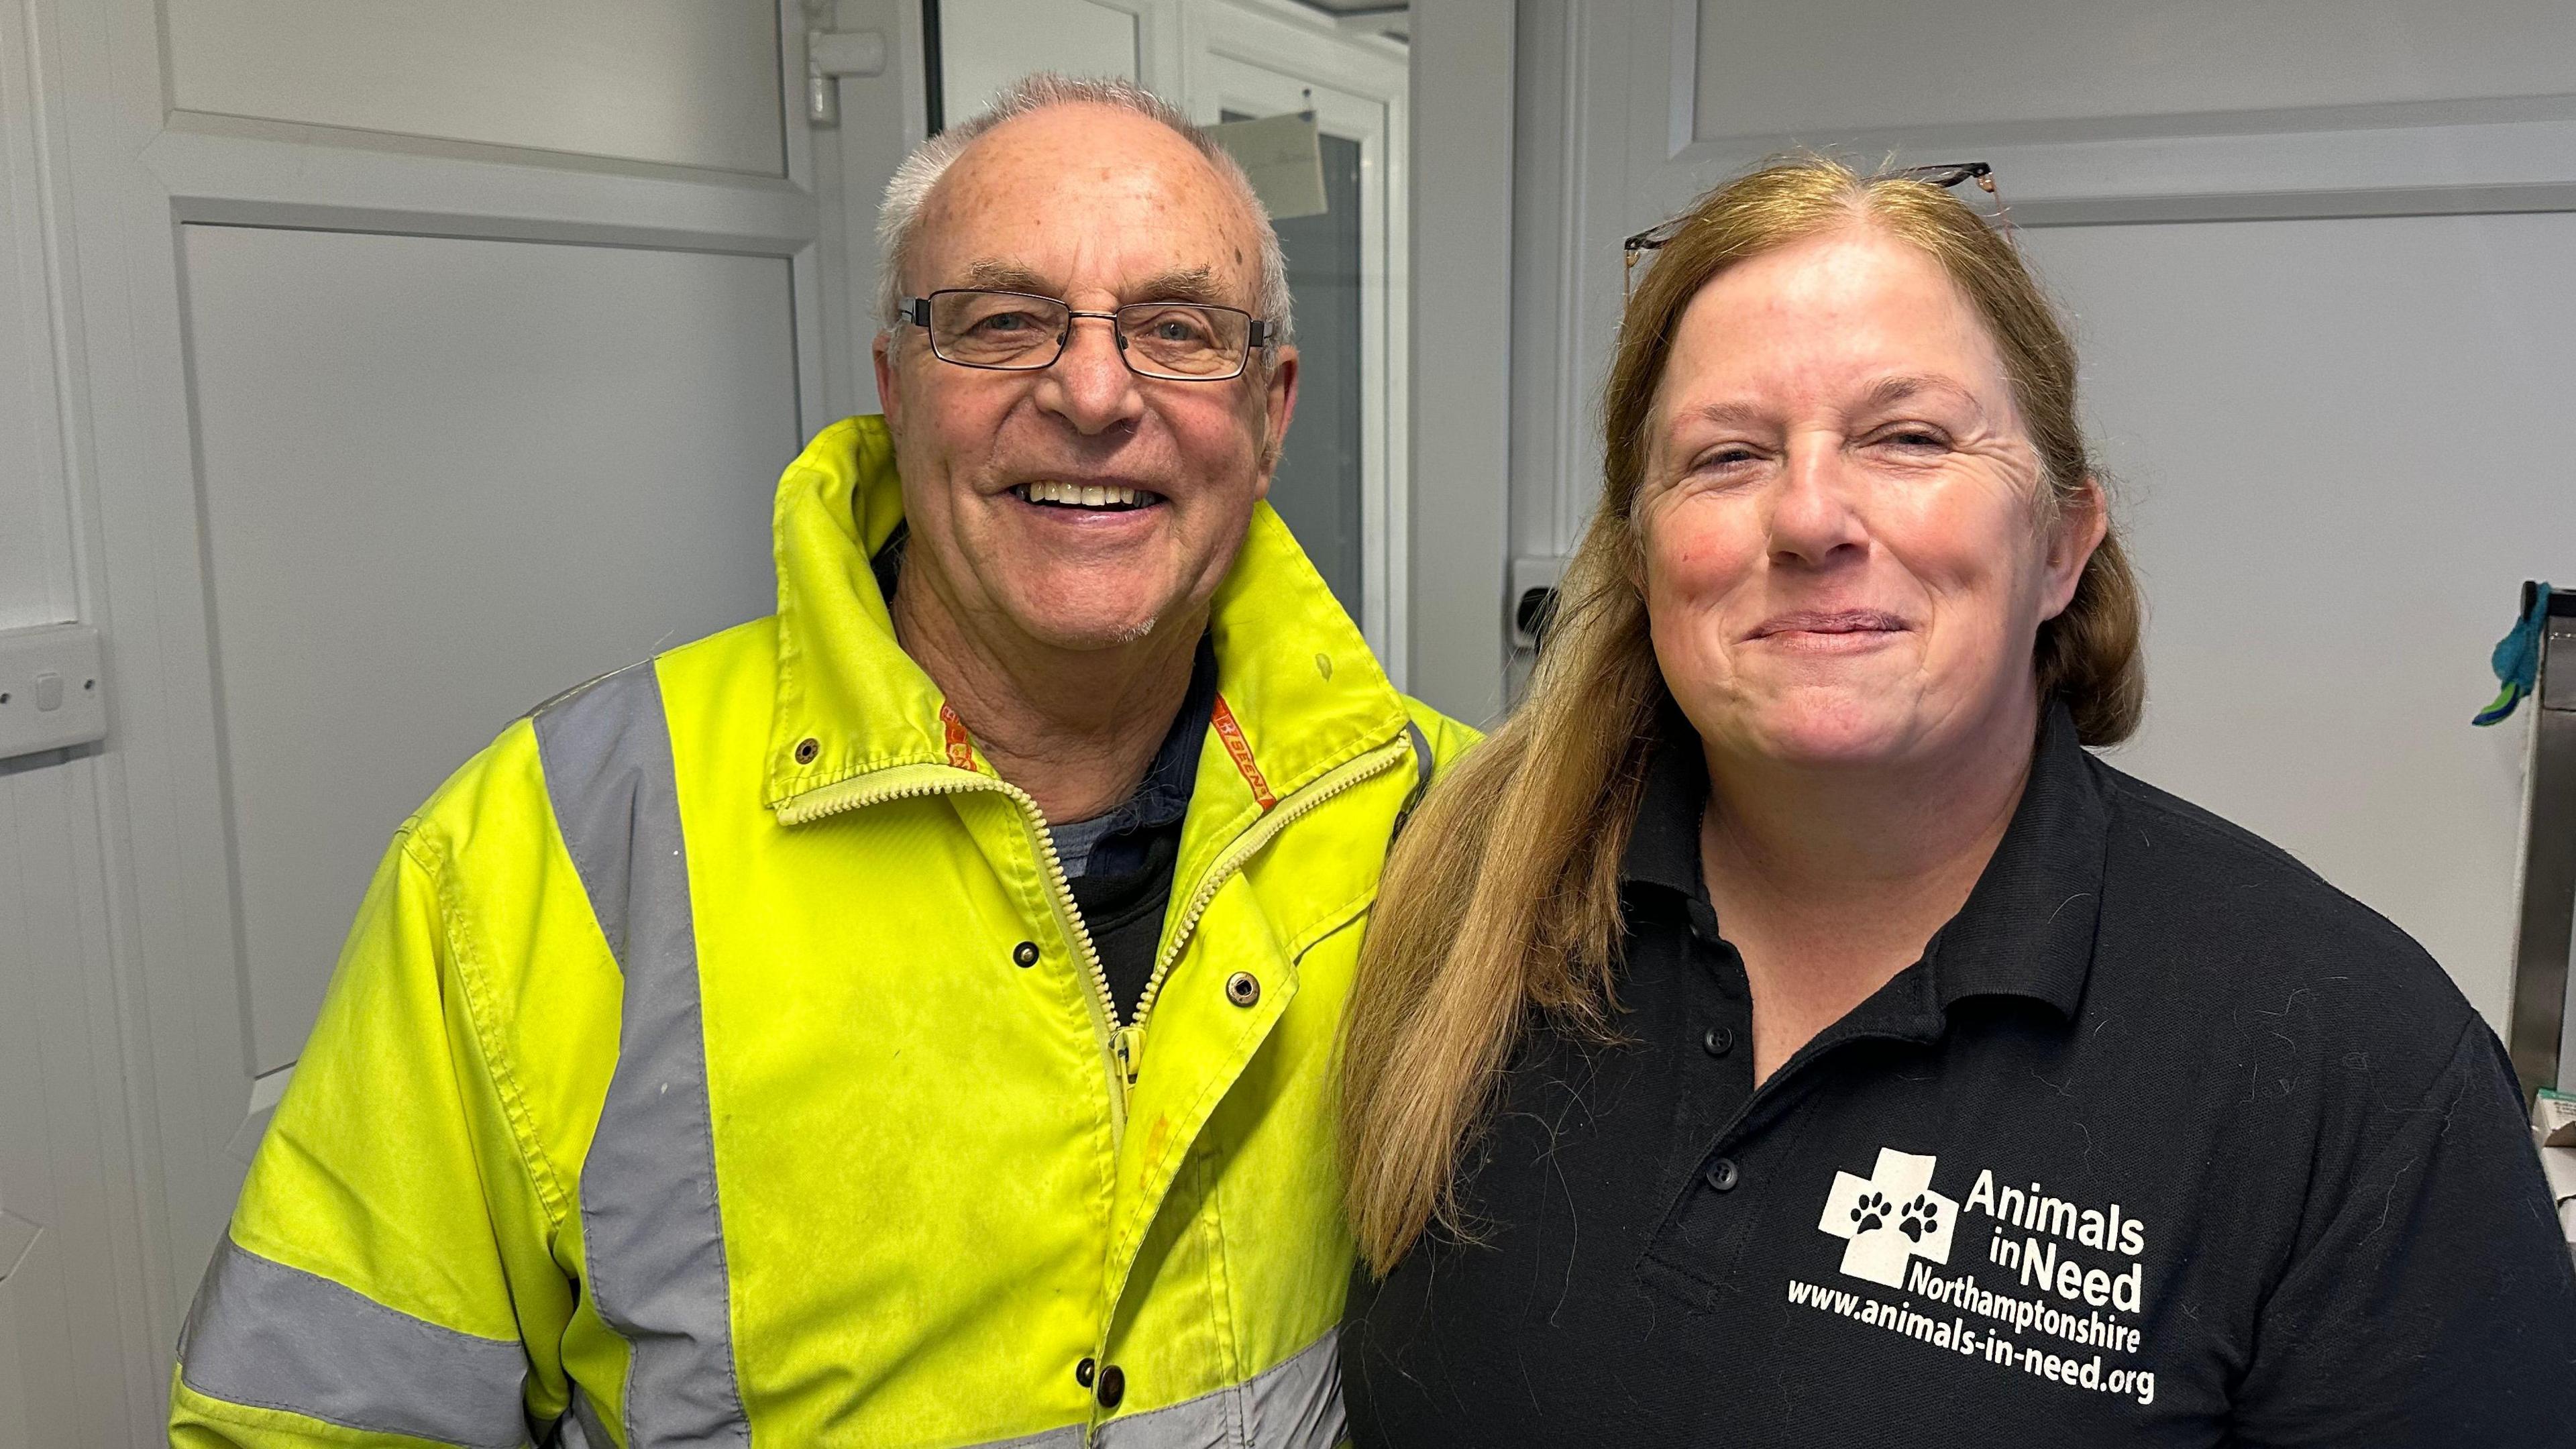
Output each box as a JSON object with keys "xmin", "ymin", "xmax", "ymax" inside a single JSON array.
[{"xmin": 0, "ymin": 624, "xmax": 107, "ymax": 761}]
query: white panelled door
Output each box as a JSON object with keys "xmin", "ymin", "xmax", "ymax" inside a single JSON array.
[{"xmin": 5, "ymin": 0, "xmax": 911, "ymax": 1434}]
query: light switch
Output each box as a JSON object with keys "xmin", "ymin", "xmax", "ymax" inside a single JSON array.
[{"xmin": 0, "ymin": 625, "xmax": 107, "ymax": 760}]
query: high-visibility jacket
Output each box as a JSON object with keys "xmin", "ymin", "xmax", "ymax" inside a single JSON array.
[{"xmin": 169, "ymin": 417, "xmax": 1474, "ymax": 1448}]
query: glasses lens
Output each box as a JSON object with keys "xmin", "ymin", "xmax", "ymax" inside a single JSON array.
[
  {"xmin": 929, "ymin": 291, "xmax": 1068, "ymax": 368},
  {"xmin": 1118, "ymin": 303, "xmax": 1250, "ymax": 378}
]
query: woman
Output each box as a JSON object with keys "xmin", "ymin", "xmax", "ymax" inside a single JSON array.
[{"xmin": 1337, "ymin": 159, "xmax": 2575, "ymax": 1446}]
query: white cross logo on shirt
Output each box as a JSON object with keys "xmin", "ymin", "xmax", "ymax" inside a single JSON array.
[{"xmin": 1818, "ymin": 1148, "xmax": 1960, "ymax": 1288}]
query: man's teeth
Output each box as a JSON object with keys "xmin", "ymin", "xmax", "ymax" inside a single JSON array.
[{"xmin": 1015, "ymin": 481, "xmax": 1152, "ymax": 507}]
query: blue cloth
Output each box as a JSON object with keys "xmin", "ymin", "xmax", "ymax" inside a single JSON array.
[{"xmin": 2474, "ymin": 582, "xmax": 2552, "ymax": 727}]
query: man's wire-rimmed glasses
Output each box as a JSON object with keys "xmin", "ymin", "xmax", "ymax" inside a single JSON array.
[
  {"xmin": 1620, "ymin": 161, "xmax": 2011, "ymax": 300},
  {"xmin": 900, "ymin": 288, "xmax": 1274, "ymax": 382}
]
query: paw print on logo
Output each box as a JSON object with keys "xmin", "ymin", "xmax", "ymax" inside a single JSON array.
[
  {"xmin": 1899, "ymin": 1193, "xmax": 1941, "ymax": 1243},
  {"xmin": 1849, "ymin": 1189, "xmax": 1891, "ymax": 1234}
]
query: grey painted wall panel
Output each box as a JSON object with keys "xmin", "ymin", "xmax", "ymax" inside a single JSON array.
[
  {"xmin": 1407, "ymin": 0, "xmax": 1512, "ymax": 725},
  {"xmin": 165, "ymin": 0, "xmax": 788, "ymax": 175},
  {"xmin": 179, "ymin": 225, "xmax": 796, "ymax": 1075},
  {"xmin": 2028, "ymin": 212, "xmax": 2576, "ymax": 1026}
]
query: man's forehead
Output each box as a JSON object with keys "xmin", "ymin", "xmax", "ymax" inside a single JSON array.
[
  {"xmin": 918, "ymin": 105, "xmax": 1260, "ymax": 296},
  {"xmin": 953, "ymin": 258, "xmax": 1237, "ymax": 307}
]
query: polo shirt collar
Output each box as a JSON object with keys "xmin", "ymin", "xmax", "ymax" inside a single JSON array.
[
  {"xmin": 1619, "ymin": 699, "xmax": 2106, "ymax": 1021},
  {"xmin": 1620, "ymin": 713, "xmax": 1715, "ymax": 905},
  {"xmin": 1921, "ymin": 700, "xmax": 2106, "ymax": 1020}
]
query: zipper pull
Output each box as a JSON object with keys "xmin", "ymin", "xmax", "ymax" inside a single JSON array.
[{"xmin": 1112, "ymin": 1024, "xmax": 1144, "ymax": 1085}]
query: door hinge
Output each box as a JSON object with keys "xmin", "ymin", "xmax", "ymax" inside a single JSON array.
[{"xmin": 806, "ymin": 28, "xmax": 888, "ymax": 125}]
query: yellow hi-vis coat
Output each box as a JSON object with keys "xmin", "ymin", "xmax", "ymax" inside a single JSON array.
[{"xmin": 169, "ymin": 417, "xmax": 1474, "ymax": 1448}]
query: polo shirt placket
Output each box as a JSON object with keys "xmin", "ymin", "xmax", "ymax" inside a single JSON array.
[{"xmin": 1343, "ymin": 704, "xmax": 2576, "ymax": 1449}]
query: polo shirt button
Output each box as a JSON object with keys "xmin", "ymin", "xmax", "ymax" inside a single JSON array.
[
  {"xmin": 1012, "ymin": 941, "xmax": 1040, "ymax": 968},
  {"xmin": 1702, "ymin": 1026, "xmax": 1735, "ymax": 1057},
  {"xmin": 1705, "ymin": 1157, "xmax": 1741, "ymax": 1192},
  {"xmin": 1074, "ymin": 1356, "xmax": 1095, "ymax": 1387},
  {"xmin": 1097, "ymin": 1363, "xmax": 1126, "ymax": 1409}
]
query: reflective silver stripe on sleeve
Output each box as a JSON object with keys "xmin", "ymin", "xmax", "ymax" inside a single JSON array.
[
  {"xmin": 963, "ymin": 1428, "xmax": 1087, "ymax": 1448},
  {"xmin": 177, "ymin": 1236, "xmax": 532, "ymax": 1449},
  {"xmin": 1095, "ymin": 1330, "xmax": 1343, "ymax": 1449},
  {"xmin": 533, "ymin": 662, "xmax": 750, "ymax": 1448}
]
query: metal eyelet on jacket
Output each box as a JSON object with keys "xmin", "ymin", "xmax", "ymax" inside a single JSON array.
[
  {"xmin": 1225, "ymin": 971, "xmax": 1260, "ymax": 1008},
  {"xmin": 794, "ymin": 737, "xmax": 819, "ymax": 764}
]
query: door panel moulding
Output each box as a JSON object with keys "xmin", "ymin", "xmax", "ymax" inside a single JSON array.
[{"xmin": 148, "ymin": 114, "xmax": 822, "ymax": 256}]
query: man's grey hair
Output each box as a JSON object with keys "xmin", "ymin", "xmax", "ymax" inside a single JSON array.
[{"xmin": 874, "ymin": 73, "xmax": 1294, "ymax": 348}]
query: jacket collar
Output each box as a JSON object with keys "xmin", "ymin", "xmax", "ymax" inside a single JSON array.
[
  {"xmin": 761, "ymin": 417, "xmax": 1411, "ymax": 824},
  {"xmin": 1620, "ymin": 700, "xmax": 2105, "ymax": 1022}
]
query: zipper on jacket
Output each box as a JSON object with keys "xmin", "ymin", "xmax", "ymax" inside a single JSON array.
[
  {"xmin": 777, "ymin": 763, "xmax": 1127, "ymax": 1130},
  {"xmin": 777, "ymin": 731, "xmax": 1415, "ymax": 1123},
  {"xmin": 1113, "ymin": 735, "xmax": 1414, "ymax": 1082}
]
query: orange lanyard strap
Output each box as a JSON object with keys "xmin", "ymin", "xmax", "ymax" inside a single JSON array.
[
  {"xmin": 1209, "ymin": 694, "xmax": 1277, "ymax": 812},
  {"xmin": 943, "ymin": 694, "xmax": 1274, "ymax": 810},
  {"xmin": 938, "ymin": 702, "xmax": 979, "ymax": 774}
]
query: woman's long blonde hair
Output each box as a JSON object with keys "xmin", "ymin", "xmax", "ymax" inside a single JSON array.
[{"xmin": 1340, "ymin": 157, "xmax": 2145, "ymax": 1276}]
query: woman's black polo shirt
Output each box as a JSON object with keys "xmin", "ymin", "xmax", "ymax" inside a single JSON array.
[{"xmin": 1342, "ymin": 704, "xmax": 2576, "ymax": 1447}]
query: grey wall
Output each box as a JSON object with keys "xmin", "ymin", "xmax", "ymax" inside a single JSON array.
[
  {"xmin": 1407, "ymin": 0, "xmax": 1513, "ymax": 725},
  {"xmin": 2028, "ymin": 212, "xmax": 2576, "ymax": 1018}
]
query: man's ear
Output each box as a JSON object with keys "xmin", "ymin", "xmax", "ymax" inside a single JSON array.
[
  {"xmin": 2041, "ymin": 476, "xmax": 2110, "ymax": 621},
  {"xmin": 873, "ymin": 331, "xmax": 903, "ymax": 429},
  {"xmin": 1254, "ymin": 344, "xmax": 1299, "ymax": 502}
]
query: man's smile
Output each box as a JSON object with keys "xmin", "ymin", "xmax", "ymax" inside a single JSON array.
[{"xmin": 1009, "ymin": 480, "xmax": 1167, "ymax": 511}]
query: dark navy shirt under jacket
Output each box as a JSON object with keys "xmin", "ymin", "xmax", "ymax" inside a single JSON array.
[
  {"xmin": 873, "ymin": 525, "xmax": 1216, "ymax": 1021},
  {"xmin": 1342, "ymin": 702, "xmax": 2576, "ymax": 1448}
]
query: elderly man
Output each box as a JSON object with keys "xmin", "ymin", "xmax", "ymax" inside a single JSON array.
[{"xmin": 170, "ymin": 74, "xmax": 1470, "ymax": 1448}]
